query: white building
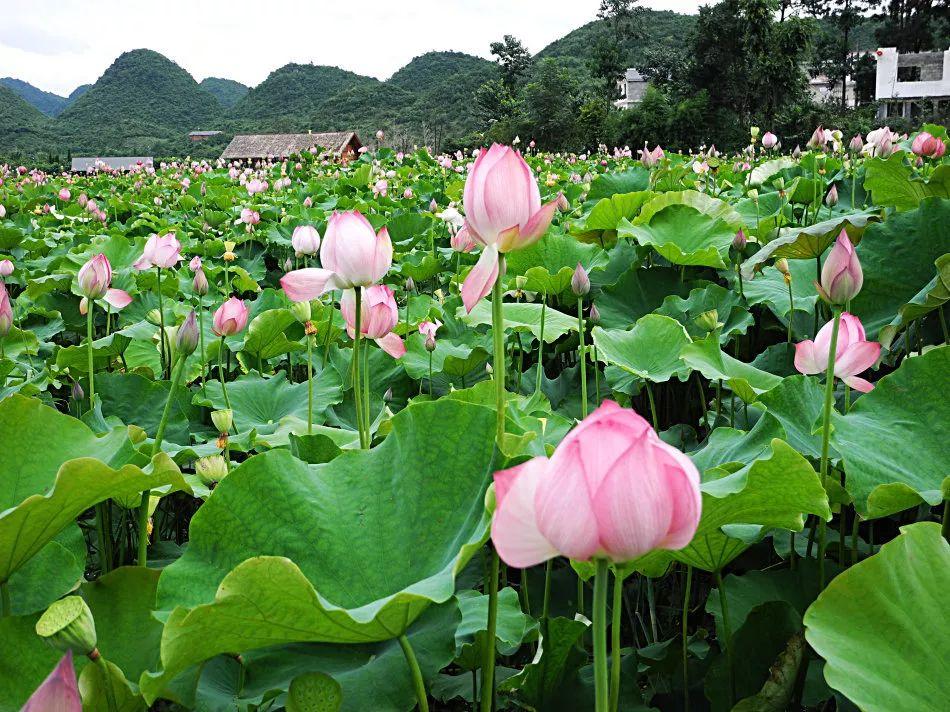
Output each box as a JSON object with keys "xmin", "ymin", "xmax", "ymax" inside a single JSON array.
[
  {"xmin": 615, "ymin": 68, "xmax": 648, "ymax": 109},
  {"xmin": 875, "ymin": 47, "xmax": 950, "ymax": 118}
]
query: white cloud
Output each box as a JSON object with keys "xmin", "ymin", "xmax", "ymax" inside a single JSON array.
[{"xmin": 0, "ymin": 0, "xmax": 706, "ymax": 96}]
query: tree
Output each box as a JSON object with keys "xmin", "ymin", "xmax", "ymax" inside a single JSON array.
[
  {"xmin": 874, "ymin": 0, "xmax": 950, "ymax": 52},
  {"xmin": 807, "ymin": 0, "xmax": 873, "ymax": 109},
  {"xmin": 489, "ymin": 35, "xmax": 533, "ymax": 90},
  {"xmin": 589, "ymin": 0, "xmax": 644, "ymax": 100},
  {"xmin": 521, "ymin": 59, "xmax": 584, "ymax": 149}
]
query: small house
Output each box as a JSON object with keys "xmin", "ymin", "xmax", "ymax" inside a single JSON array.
[
  {"xmin": 219, "ymin": 132, "xmax": 362, "ymax": 162},
  {"xmin": 189, "ymin": 130, "xmax": 223, "ymax": 142},
  {"xmin": 615, "ymin": 68, "xmax": 648, "ymax": 109},
  {"xmin": 875, "ymin": 47, "xmax": 950, "ymax": 118}
]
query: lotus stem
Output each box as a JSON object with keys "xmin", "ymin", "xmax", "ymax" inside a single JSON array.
[
  {"xmin": 92, "ymin": 654, "xmax": 118, "ymax": 712},
  {"xmin": 541, "ymin": 558, "xmax": 553, "ymax": 620},
  {"xmin": 609, "ymin": 569, "xmax": 623, "ymax": 712},
  {"xmin": 681, "ymin": 565, "xmax": 693, "ymax": 710},
  {"xmin": 398, "ymin": 634, "xmax": 430, "ymax": 712},
  {"xmin": 88, "ymin": 302, "xmax": 112, "ymax": 573},
  {"xmin": 480, "ymin": 548, "xmax": 500, "ymax": 712},
  {"xmin": 0, "ymin": 581, "xmax": 9, "ymax": 617},
  {"xmin": 716, "ymin": 569, "xmax": 735, "ymax": 707},
  {"xmin": 86, "ymin": 301, "xmax": 95, "ymax": 409},
  {"xmin": 644, "ymin": 381, "xmax": 659, "ymax": 431},
  {"xmin": 492, "ymin": 255, "xmax": 507, "ymax": 443},
  {"xmin": 536, "ymin": 295, "xmax": 546, "ymax": 396},
  {"xmin": 353, "ymin": 288, "xmax": 368, "ymax": 449},
  {"xmin": 197, "ymin": 297, "xmax": 206, "ymax": 392},
  {"xmin": 217, "ymin": 336, "xmax": 232, "ymax": 412},
  {"xmin": 578, "ymin": 298, "xmax": 588, "ymax": 419},
  {"xmin": 137, "ymin": 353, "xmax": 185, "ymax": 567},
  {"xmin": 307, "ymin": 334, "xmax": 313, "ymax": 435},
  {"xmin": 817, "ymin": 308, "xmax": 842, "ymax": 589},
  {"xmin": 593, "ymin": 558, "xmax": 610, "ymax": 712},
  {"xmin": 943, "ymin": 499, "xmax": 950, "ymax": 544},
  {"xmin": 786, "ymin": 278, "xmax": 795, "ymax": 344},
  {"xmin": 156, "ymin": 266, "xmax": 167, "ymax": 379}
]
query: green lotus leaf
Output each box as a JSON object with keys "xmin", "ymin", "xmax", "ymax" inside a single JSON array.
[
  {"xmin": 864, "ymin": 154, "xmax": 950, "ymax": 211},
  {"xmin": 454, "ymin": 587, "xmax": 537, "ymax": 669},
  {"xmin": 0, "ymin": 614, "xmax": 85, "ymax": 711},
  {"xmin": 680, "ymin": 333, "xmax": 782, "ymax": 402},
  {"xmin": 6, "ymin": 525, "xmax": 86, "ymax": 616},
  {"xmin": 143, "ymin": 399, "xmax": 497, "ymax": 702},
  {"xmin": 592, "ymin": 314, "xmax": 692, "ymax": 383},
  {"xmin": 618, "ymin": 191, "xmax": 742, "ymax": 268},
  {"xmin": 195, "ymin": 370, "xmax": 343, "ymax": 434},
  {"xmin": 656, "ymin": 283, "xmax": 753, "ymax": 342},
  {"xmin": 503, "ymin": 231, "xmax": 610, "ymax": 296},
  {"xmin": 241, "ymin": 307, "xmax": 306, "ymax": 361},
  {"xmin": 878, "ymin": 253, "xmax": 950, "ymax": 349},
  {"xmin": 459, "ymin": 300, "xmax": 576, "ymax": 343},
  {"xmin": 830, "ymin": 346, "xmax": 950, "ymax": 518},
  {"xmin": 848, "ymin": 198, "xmax": 950, "ymax": 337},
  {"xmin": 596, "ymin": 266, "xmax": 688, "ymax": 328},
  {"xmin": 741, "ymin": 210, "xmax": 879, "ymax": 275},
  {"xmin": 55, "ymin": 332, "xmax": 133, "ymax": 373},
  {"xmin": 673, "ymin": 440, "xmax": 831, "ymax": 572},
  {"xmin": 804, "ymin": 522, "xmax": 949, "ymax": 712},
  {"xmin": 587, "ymin": 168, "xmax": 650, "ymax": 199}
]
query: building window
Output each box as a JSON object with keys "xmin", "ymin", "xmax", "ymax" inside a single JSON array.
[{"xmin": 897, "ymin": 65, "xmax": 922, "ymax": 82}]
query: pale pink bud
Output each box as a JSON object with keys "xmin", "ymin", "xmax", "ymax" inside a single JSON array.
[
  {"xmin": 571, "ymin": 262, "xmax": 590, "ymax": 296},
  {"xmin": 732, "ymin": 228, "xmax": 747, "ymax": 251},
  {"xmin": 0, "ymin": 282, "xmax": 12, "ymax": 336},
  {"xmin": 818, "ymin": 230, "xmax": 863, "ymax": 305},
  {"xmin": 825, "ymin": 184, "xmax": 838, "ymax": 207},
  {"xmin": 303, "ymin": 196, "xmax": 313, "ymax": 208},
  {"xmin": 21, "ymin": 652, "xmax": 81, "ymax": 712},
  {"xmin": 761, "ymin": 132, "xmax": 778, "ymax": 149},
  {"xmin": 134, "ymin": 233, "xmax": 182, "ymax": 270},
  {"xmin": 176, "ymin": 310, "xmax": 199, "ymax": 355},
  {"xmin": 189, "ymin": 256, "xmax": 202, "ymax": 272},
  {"xmin": 490, "ymin": 401, "xmax": 701, "ymax": 567},
  {"xmin": 849, "ymin": 135, "xmax": 864, "ymax": 153},
  {"xmin": 589, "ymin": 302, "xmax": 601, "ymax": 323},
  {"xmin": 212, "ymin": 297, "xmax": 249, "ymax": 336},
  {"xmin": 59, "ymin": 188, "xmax": 71, "ymax": 201},
  {"xmin": 319, "ymin": 210, "xmax": 392, "ymax": 288},
  {"xmin": 193, "ymin": 268, "xmax": 209, "ymax": 296},
  {"xmin": 292, "ymin": 225, "xmax": 321, "ymax": 256},
  {"xmin": 0, "ymin": 259, "xmax": 13, "ymax": 276},
  {"xmin": 78, "ymin": 253, "xmax": 111, "ymax": 298}
]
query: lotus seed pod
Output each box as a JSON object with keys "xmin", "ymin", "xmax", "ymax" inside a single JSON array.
[
  {"xmin": 35, "ymin": 597, "xmax": 98, "ymax": 657},
  {"xmin": 290, "ymin": 300, "xmax": 312, "ymax": 324},
  {"xmin": 195, "ymin": 455, "xmax": 229, "ymax": 485},
  {"xmin": 211, "ymin": 409, "xmax": 233, "ymax": 434},
  {"xmin": 695, "ymin": 309, "xmax": 720, "ymax": 332}
]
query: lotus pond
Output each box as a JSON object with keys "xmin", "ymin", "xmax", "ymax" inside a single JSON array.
[{"xmin": 0, "ymin": 127, "xmax": 948, "ymax": 712}]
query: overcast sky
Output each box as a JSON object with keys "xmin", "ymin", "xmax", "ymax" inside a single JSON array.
[{"xmin": 0, "ymin": 0, "xmax": 705, "ymax": 96}]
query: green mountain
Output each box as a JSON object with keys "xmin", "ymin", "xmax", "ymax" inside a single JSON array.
[
  {"xmin": 67, "ymin": 84, "xmax": 91, "ymax": 102},
  {"xmin": 538, "ymin": 10, "xmax": 698, "ymax": 75},
  {"xmin": 230, "ymin": 64, "xmax": 376, "ymax": 126},
  {"xmin": 389, "ymin": 51, "xmax": 494, "ymax": 91},
  {"xmin": 200, "ymin": 77, "xmax": 249, "ymax": 109},
  {"xmin": 0, "ymin": 78, "xmax": 69, "ymax": 117},
  {"xmin": 56, "ymin": 49, "xmax": 221, "ymax": 153},
  {"xmin": 0, "ymin": 84, "xmax": 53, "ymax": 156}
]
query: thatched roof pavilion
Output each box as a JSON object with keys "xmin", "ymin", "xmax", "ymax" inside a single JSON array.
[{"xmin": 220, "ymin": 132, "xmax": 361, "ymax": 161}]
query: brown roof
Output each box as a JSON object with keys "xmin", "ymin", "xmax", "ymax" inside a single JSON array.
[{"xmin": 220, "ymin": 132, "xmax": 361, "ymax": 160}]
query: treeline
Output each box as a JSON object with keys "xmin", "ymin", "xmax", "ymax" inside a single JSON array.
[{"xmin": 474, "ymin": 0, "xmax": 949, "ymax": 153}]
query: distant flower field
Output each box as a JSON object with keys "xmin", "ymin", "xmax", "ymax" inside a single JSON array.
[{"xmin": 1, "ymin": 124, "xmax": 948, "ymax": 712}]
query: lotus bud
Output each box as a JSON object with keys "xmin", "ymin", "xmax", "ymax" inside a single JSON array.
[
  {"xmin": 383, "ymin": 387, "xmax": 393, "ymax": 402},
  {"xmin": 71, "ymin": 380, "xmax": 84, "ymax": 402},
  {"xmin": 78, "ymin": 297, "xmax": 88, "ymax": 316},
  {"xmin": 283, "ymin": 257, "xmax": 293, "ymax": 271},
  {"xmin": 571, "ymin": 262, "xmax": 590, "ymax": 296},
  {"xmin": 849, "ymin": 135, "xmax": 864, "ymax": 153},
  {"xmin": 485, "ymin": 362, "xmax": 493, "ymax": 375},
  {"xmin": 211, "ymin": 409, "xmax": 233, "ymax": 434},
  {"xmin": 189, "ymin": 256, "xmax": 202, "ymax": 272},
  {"xmin": 35, "ymin": 597, "xmax": 98, "ymax": 658},
  {"xmin": 424, "ymin": 333, "xmax": 437, "ymax": 352},
  {"xmin": 695, "ymin": 309, "xmax": 720, "ymax": 332},
  {"xmin": 825, "ymin": 184, "xmax": 838, "ymax": 207},
  {"xmin": 0, "ymin": 284, "xmax": 12, "ymax": 337},
  {"xmin": 405, "ymin": 277, "xmax": 416, "ymax": 292},
  {"xmin": 588, "ymin": 302, "xmax": 601, "ymax": 323},
  {"xmin": 429, "ymin": 199, "xmax": 439, "ymax": 212},
  {"xmin": 77, "ymin": 253, "xmax": 111, "ymax": 299},
  {"xmin": 750, "ymin": 126, "xmax": 760, "ymax": 141},
  {"xmin": 303, "ymin": 196, "xmax": 313, "ymax": 208},
  {"xmin": 556, "ymin": 192, "xmax": 570, "ymax": 212},
  {"xmin": 290, "ymin": 300, "xmax": 312, "ymax": 323},
  {"xmin": 195, "ymin": 455, "xmax": 228, "ymax": 485},
  {"xmin": 762, "ymin": 132, "xmax": 778, "ymax": 149},
  {"xmin": 732, "ymin": 229, "xmax": 747, "ymax": 251},
  {"xmin": 146, "ymin": 309, "xmax": 162, "ymax": 326},
  {"xmin": 0, "ymin": 259, "xmax": 13, "ymax": 276},
  {"xmin": 193, "ymin": 267, "xmax": 209, "ymax": 296},
  {"xmin": 817, "ymin": 230, "xmax": 863, "ymax": 305},
  {"xmin": 792, "ymin": 145, "xmax": 802, "ymax": 159},
  {"xmin": 176, "ymin": 310, "xmax": 199, "ymax": 356}
]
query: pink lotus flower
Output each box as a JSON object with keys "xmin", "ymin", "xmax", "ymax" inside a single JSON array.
[
  {"xmin": 78, "ymin": 253, "xmax": 112, "ymax": 298},
  {"xmin": 21, "ymin": 652, "xmax": 80, "ymax": 712},
  {"xmin": 58, "ymin": 188, "xmax": 71, "ymax": 201},
  {"xmin": 212, "ymin": 297, "xmax": 249, "ymax": 336},
  {"xmin": 280, "ymin": 211, "xmax": 391, "ymax": 301},
  {"xmin": 794, "ymin": 312, "xmax": 880, "ymax": 392},
  {"xmin": 0, "ymin": 259, "xmax": 13, "ymax": 277},
  {"xmin": 340, "ymin": 285, "xmax": 405, "ymax": 358},
  {"xmin": 189, "ymin": 256, "xmax": 202, "ymax": 272},
  {"xmin": 0, "ymin": 281, "xmax": 12, "ymax": 336},
  {"xmin": 451, "ymin": 224, "xmax": 477, "ymax": 253},
  {"xmin": 817, "ymin": 230, "xmax": 862, "ymax": 305},
  {"xmin": 461, "ymin": 144, "xmax": 561, "ymax": 312},
  {"xmin": 246, "ymin": 179, "xmax": 266, "ymax": 195},
  {"xmin": 292, "ymin": 225, "xmax": 321, "ymax": 256},
  {"xmin": 762, "ymin": 132, "xmax": 778, "ymax": 149},
  {"xmin": 491, "ymin": 400, "xmax": 702, "ymax": 567},
  {"xmin": 911, "ymin": 131, "xmax": 946, "ymax": 158},
  {"xmin": 418, "ymin": 320, "xmax": 441, "ymax": 339},
  {"xmin": 103, "ymin": 288, "xmax": 132, "ymax": 311},
  {"xmin": 134, "ymin": 233, "xmax": 182, "ymax": 270}
]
